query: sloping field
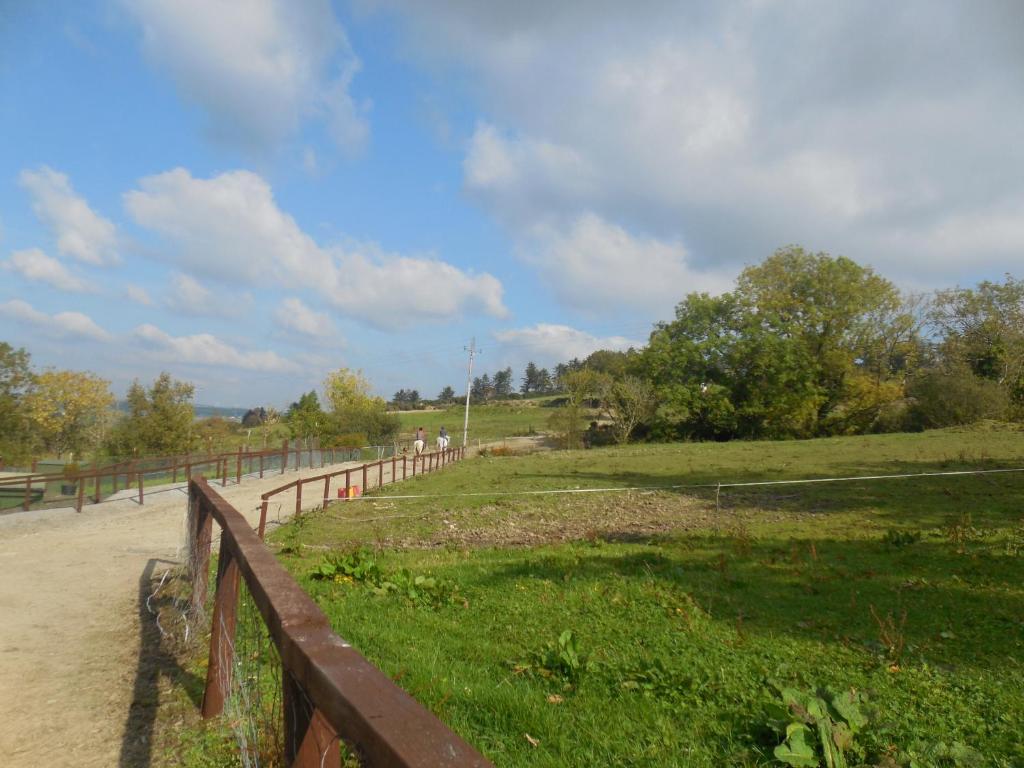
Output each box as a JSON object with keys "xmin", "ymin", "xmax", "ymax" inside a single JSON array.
[{"xmin": 261, "ymin": 425, "xmax": 1024, "ymax": 767}]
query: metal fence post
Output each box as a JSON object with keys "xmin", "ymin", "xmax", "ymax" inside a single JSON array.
[
  {"xmin": 201, "ymin": 531, "xmax": 240, "ymax": 718},
  {"xmin": 283, "ymin": 672, "xmax": 340, "ymax": 766}
]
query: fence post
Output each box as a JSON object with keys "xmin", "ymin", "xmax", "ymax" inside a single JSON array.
[
  {"xmin": 259, "ymin": 454, "xmax": 264, "ymax": 479},
  {"xmin": 362, "ymin": 463, "xmax": 368, "ymax": 492},
  {"xmin": 94, "ymin": 473, "xmax": 101, "ymax": 503},
  {"xmin": 295, "ymin": 480, "xmax": 303, "ymax": 518},
  {"xmin": 403, "ymin": 455, "xmax": 407, "ymax": 480},
  {"xmin": 221, "ymin": 458, "xmax": 228, "ymax": 488},
  {"xmin": 345, "ymin": 468, "xmax": 351, "ymax": 496},
  {"xmin": 323, "ymin": 476, "xmax": 330, "ymax": 507},
  {"xmin": 412, "ymin": 455, "xmax": 417, "ymax": 476},
  {"xmin": 173, "ymin": 463, "xmax": 178, "ymax": 484},
  {"xmin": 282, "ymin": 439, "xmax": 288, "ymax": 474},
  {"xmin": 138, "ymin": 472, "xmax": 145, "ymax": 505},
  {"xmin": 258, "ymin": 499, "xmax": 269, "ymax": 539},
  {"xmin": 23, "ymin": 477, "xmax": 31, "ymax": 511},
  {"xmin": 112, "ymin": 471, "xmax": 118, "ymax": 495},
  {"xmin": 236, "ymin": 448, "xmax": 242, "ymax": 485},
  {"xmin": 378, "ymin": 460, "xmax": 383, "ymax": 488},
  {"xmin": 187, "ymin": 482, "xmax": 212, "ymax": 610},
  {"xmin": 201, "ymin": 531, "xmax": 240, "ymax": 718},
  {"xmin": 76, "ymin": 478, "xmax": 84, "ymax": 512},
  {"xmin": 283, "ymin": 672, "xmax": 341, "ymax": 766}
]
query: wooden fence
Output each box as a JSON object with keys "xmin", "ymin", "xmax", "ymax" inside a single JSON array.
[
  {"xmin": 188, "ymin": 470, "xmax": 490, "ymax": 766},
  {"xmin": 257, "ymin": 446, "xmax": 465, "ymax": 538},
  {"xmin": 0, "ymin": 439, "xmax": 366, "ymax": 514}
]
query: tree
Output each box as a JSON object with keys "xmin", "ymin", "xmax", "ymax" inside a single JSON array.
[
  {"xmin": 536, "ymin": 368, "xmax": 553, "ymax": 393},
  {"xmin": 322, "ymin": 368, "xmax": 399, "ymax": 444},
  {"xmin": 286, "ymin": 390, "xmax": 323, "ymax": 439},
  {"xmin": 24, "ymin": 370, "xmax": 114, "ymax": 458},
  {"xmin": 548, "ymin": 369, "xmax": 602, "ymax": 448},
  {"xmin": 471, "ymin": 373, "xmax": 493, "ymax": 402},
  {"xmin": 242, "ymin": 407, "xmax": 268, "ymax": 428},
  {"xmin": 493, "ymin": 367, "xmax": 514, "ymax": 398},
  {"xmin": 601, "ymin": 375, "xmax": 657, "ymax": 443},
  {"xmin": 0, "ymin": 343, "xmax": 35, "ymax": 462},
  {"xmin": 930, "ymin": 276, "xmax": 1024, "ymax": 415},
  {"xmin": 521, "ymin": 362, "xmax": 540, "ymax": 394},
  {"xmin": 437, "ymin": 385, "xmax": 456, "ymax": 404},
  {"xmin": 107, "ymin": 372, "xmax": 195, "ymax": 456}
]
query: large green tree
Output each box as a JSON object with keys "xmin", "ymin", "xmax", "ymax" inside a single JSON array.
[
  {"xmin": 638, "ymin": 247, "xmax": 917, "ymax": 439},
  {"xmin": 107, "ymin": 372, "xmax": 195, "ymax": 456},
  {"xmin": 0, "ymin": 342, "xmax": 36, "ymax": 462}
]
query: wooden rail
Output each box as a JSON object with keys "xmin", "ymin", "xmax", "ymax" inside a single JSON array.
[
  {"xmin": 0, "ymin": 439, "xmax": 364, "ymax": 514},
  {"xmin": 257, "ymin": 446, "xmax": 465, "ymax": 538},
  {"xmin": 188, "ymin": 477, "xmax": 491, "ymax": 767}
]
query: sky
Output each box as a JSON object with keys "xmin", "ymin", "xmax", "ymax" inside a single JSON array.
[{"xmin": 1, "ymin": 1, "xmax": 1021, "ymax": 407}]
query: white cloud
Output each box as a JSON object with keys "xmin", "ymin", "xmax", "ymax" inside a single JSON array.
[
  {"xmin": 133, "ymin": 323, "xmax": 300, "ymax": 372},
  {"xmin": 121, "ymin": 0, "xmax": 368, "ymax": 153},
  {"xmin": 527, "ymin": 213, "xmax": 731, "ymax": 314},
  {"xmin": 375, "ymin": 1, "xmax": 1024, "ymax": 287},
  {"xmin": 3, "ymin": 248, "xmax": 90, "ymax": 293},
  {"xmin": 274, "ymin": 296, "xmax": 339, "ymax": 340},
  {"xmin": 125, "ymin": 167, "xmax": 507, "ymax": 328},
  {"xmin": 125, "ymin": 284, "xmax": 155, "ymax": 306},
  {"xmin": 19, "ymin": 167, "xmax": 118, "ymax": 265},
  {"xmin": 164, "ymin": 272, "xmax": 251, "ymax": 318},
  {"xmin": 0, "ymin": 299, "xmax": 111, "ymax": 341},
  {"xmin": 493, "ymin": 323, "xmax": 643, "ymax": 366}
]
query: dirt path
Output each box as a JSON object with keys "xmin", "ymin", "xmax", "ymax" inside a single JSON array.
[{"xmin": 0, "ymin": 461, "xmax": 364, "ymax": 768}]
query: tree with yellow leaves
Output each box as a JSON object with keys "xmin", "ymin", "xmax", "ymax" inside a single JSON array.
[{"xmin": 24, "ymin": 370, "xmax": 114, "ymax": 459}]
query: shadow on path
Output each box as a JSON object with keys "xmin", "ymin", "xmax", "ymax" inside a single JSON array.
[{"xmin": 119, "ymin": 558, "xmax": 204, "ymax": 768}]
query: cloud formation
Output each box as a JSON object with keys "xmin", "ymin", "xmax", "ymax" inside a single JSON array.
[
  {"xmin": 274, "ymin": 296, "xmax": 339, "ymax": 341},
  {"xmin": 124, "ymin": 168, "xmax": 507, "ymax": 328},
  {"xmin": 164, "ymin": 273, "xmax": 251, "ymax": 318},
  {"xmin": 19, "ymin": 167, "xmax": 118, "ymax": 265},
  {"xmin": 0, "ymin": 299, "xmax": 111, "ymax": 341},
  {"xmin": 134, "ymin": 323, "xmax": 299, "ymax": 372},
  {"xmin": 121, "ymin": 0, "xmax": 368, "ymax": 153},
  {"xmin": 378, "ymin": 0, "xmax": 1024, "ymax": 292},
  {"xmin": 3, "ymin": 248, "xmax": 91, "ymax": 293},
  {"xmin": 493, "ymin": 323, "xmax": 643, "ymax": 367}
]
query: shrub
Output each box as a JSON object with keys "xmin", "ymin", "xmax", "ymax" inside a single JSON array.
[{"xmin": 905, "ymin": 369, "xmax": 1009, "ymax": 430}]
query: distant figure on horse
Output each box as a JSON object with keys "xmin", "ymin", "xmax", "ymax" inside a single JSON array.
[
  {"xmin": 436, "ymin": 426, "xmax": 449, "ymax": 451},
  {"xmin": 414, "ymin": 426, "xmax": 426, "ymax": 456}
]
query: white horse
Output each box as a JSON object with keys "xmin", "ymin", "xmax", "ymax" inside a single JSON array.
[
  {"xmin": 436, "ymin": 435, "xmax": 449, "ymax": 451},
  {"xmin": 413, "ymin": 439, "xmax": 425, "ymax": 455}
]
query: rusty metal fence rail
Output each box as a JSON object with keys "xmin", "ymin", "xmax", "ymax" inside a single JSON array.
[
  {"xmin": 0, "ymin": 439, "xmax": 372, "ymax": 514},
  {"xmin": 187, "ymin": 477, "xmax": 491, "ymax": 767},
  {"xmin": 257, "ymin": 445, "xmax": 465, "ymax": 538}
]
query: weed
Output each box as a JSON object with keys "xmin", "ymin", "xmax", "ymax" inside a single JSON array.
[
  {"xmin": 310, "ymin": 549, "xmax": 464, "ymax": 608},
  {"xmin": 767, "ymin": 684, "xmax": 870, "ymax": 768},
  {"xmin": 512, "ymin": 630, "xmax": 588, "ymax": 684},
  {"xmin": 882, "ymin": 529, "xmax": 922, "ymax": 549},
  {"xmin": 869, "ymin": 605, "xmax": 907, "ymax": 664},
  {"xmin": 945, "ymin": 512, "xmax": 979, "ymax": 552}
]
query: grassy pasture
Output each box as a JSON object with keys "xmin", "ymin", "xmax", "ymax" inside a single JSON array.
[
  {"xmin": 393, "ymin": 398, "xmax": 568, "ymax": 444},
  {"xmin": 263, "ymin": 424, "xmax": 1024, "ymax": 766}
]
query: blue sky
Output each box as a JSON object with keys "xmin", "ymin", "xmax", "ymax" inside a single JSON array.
[{"xmin": 1, "ymin": 1, "xmax": 1021, "ymax": 406}]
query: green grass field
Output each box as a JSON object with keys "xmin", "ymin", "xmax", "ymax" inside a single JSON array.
[
  {"xmin": 394, "ymin": 398, "xmax": 568, "ymax": 444},
  {"xmin": 266, "ymin": 424, "xmax": 1024, "ymax": 767}
]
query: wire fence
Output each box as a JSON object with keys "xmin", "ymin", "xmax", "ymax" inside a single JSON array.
[{"xmin": 187, "ymin": 477, "xmax": 491, "ymax": 767}]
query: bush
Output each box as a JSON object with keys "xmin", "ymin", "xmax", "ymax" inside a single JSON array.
[{"xmin": 905, "ymin": 369, "xmax": 1009, "ymax": 430}]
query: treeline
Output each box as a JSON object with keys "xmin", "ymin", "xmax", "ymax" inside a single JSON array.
[
  {"xmin": 0, "ymin": 349, "xmax": 399, "ymax": 465},
  {"xmin": 556, "ymin": 246, "xmax": 1023, "ymax": 444}
]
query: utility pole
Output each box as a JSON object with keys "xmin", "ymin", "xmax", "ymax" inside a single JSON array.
[{"xmin": 462, "ymin": 337, "xmax": 479, "ymax": 448}]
